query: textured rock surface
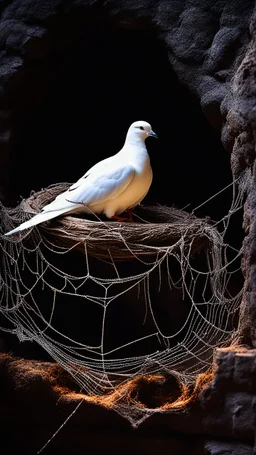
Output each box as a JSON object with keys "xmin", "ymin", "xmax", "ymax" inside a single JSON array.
[
  {"xmin": 225, "ymin": 12, "xmax": 256, "ymax": 348},
  {"xmin": 205, "ymin": 441, "xmax": 253, "ymax": 455}
]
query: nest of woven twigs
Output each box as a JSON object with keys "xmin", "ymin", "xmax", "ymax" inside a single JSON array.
[{"xmin": 2, "ymin": 183, "xmax": 216, "ymax": 259}]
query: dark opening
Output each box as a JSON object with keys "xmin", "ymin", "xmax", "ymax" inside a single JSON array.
[
  {"xmin": 10, "ymin": 21, "xmax": 232, "ymax": 221},
  {"xmin": 2, "ymin": 16, "xmax": 243, "ymax": 361}
]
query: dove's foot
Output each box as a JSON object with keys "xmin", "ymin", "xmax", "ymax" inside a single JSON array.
[{"xmin": 111, "ymin": 209, "xmax": 134, "ymax": 222}]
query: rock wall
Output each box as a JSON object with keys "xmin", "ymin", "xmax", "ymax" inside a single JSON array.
[{"xmin": 0, "ymin": 1, "xmax": 256, "ymax": 454}]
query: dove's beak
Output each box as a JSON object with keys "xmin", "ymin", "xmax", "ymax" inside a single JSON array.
[{"xmin": 149, "ymin": 130, "xmax": 158, "ymax": 138}]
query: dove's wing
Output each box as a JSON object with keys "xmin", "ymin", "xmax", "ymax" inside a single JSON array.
[
  {"xmin": 42, "ymin": 162, "xmax": 135, "ymax": 214},
  {"xmin": 4, "ymin": 162, "xmax": 136, "ymax": 235},
  {"xmin": 68, "ymin": 155, "xmax": 115, "ymax": 191}
]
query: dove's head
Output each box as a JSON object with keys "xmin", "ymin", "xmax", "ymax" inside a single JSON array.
[{"xmin": 126, "ymin": 121, "xmax": 158, "ymax": 142}]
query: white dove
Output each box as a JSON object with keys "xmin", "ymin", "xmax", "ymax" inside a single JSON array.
[{"xmin": 5, "ymin": 120, "xmax": 158, "ymax": 236}]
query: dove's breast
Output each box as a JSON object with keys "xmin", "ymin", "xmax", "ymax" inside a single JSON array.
[{"xmin": 99, "ymin": 152, "xmax": 152, "ymax": 218}]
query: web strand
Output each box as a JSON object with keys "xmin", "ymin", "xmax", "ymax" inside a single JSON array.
[{"xmin": 0, "ymin": 171, "xmax": 250, "ymax": 425}]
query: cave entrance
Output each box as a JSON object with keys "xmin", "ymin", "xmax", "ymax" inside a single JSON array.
[
  {"xmin": 2, "ymin": 12, "xmax": 244, "ymax": 362},
  {"xmin": 8, "ymin": 16, "xmax": 233, "ymax": 224}
]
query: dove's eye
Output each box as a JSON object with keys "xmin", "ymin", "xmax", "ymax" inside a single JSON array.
[{"xmin": 139, "ymin": 126, "xmax": 144, "ymax": 130}]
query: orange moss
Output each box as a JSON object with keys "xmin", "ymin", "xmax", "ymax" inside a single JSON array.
[{"xmin": 72, "ymin": 370, "xmax": 214, "ymax": 412}]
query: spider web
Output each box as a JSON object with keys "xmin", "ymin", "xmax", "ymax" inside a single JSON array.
[{"xmin": 0, "ymin": 169, "xmax": 250, "ymax": 427}]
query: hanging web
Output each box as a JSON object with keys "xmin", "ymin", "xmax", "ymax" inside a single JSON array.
[{"xmin": 0, "ymin": 169, "xmax": 250, "ymax": 426}]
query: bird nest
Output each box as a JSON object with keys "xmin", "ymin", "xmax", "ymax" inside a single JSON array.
[{"xmin": 3, "ymin": 183, "xmax": 216, "ymax": 259}]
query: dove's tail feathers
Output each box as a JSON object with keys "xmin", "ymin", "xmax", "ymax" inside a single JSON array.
[{"xmin": 4, "ymin": 207, "xmax": 71, "ymax": 236}]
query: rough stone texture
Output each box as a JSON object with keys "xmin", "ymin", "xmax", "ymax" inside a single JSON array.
[
  {"xmin": 224, "ymin": 11, "xmax": 256, "ymax": 349},
  {"xmin": 0, "ymin": 1, "xmax": 256, "ymax": 454},
  {"xmin": 155, "ymin": 0, "xmax": 253, "ymax": 128},
  {"xmin": 205, "ymin": 441, "xmax": 253, "ymax": 455},
  {"xmin": 222, "ymin": 15, "xmax": 256, "ymax": 174}
]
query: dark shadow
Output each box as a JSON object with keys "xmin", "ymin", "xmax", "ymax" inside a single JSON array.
[{"xmin": 10, "ymin": 21, "xmax": 233, "ymax": 223}]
